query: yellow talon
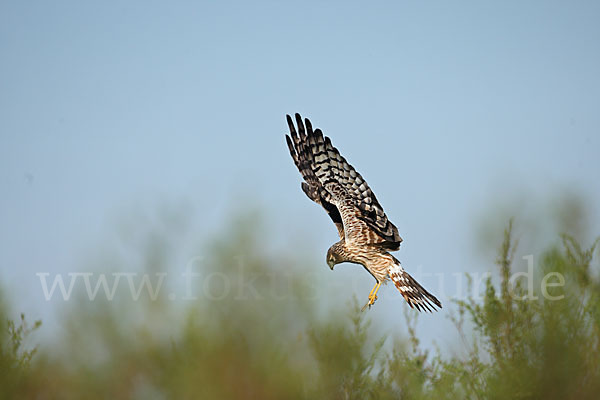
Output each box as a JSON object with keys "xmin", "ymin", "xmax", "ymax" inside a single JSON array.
[{"xmin": 361, "ymin": 282, "xmax": 381, "ymax": 311}]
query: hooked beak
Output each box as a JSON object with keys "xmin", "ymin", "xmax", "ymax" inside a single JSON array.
[{"xmin": 327, "ymin": 260, "xmax": 335, "ymax": 270}]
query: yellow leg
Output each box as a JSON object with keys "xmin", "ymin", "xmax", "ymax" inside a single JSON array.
[{"xmin": 361, "ymin": 282, "xmax": 382, "ymax": 311}]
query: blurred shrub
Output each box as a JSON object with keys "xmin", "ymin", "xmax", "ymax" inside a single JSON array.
[
  {"xmin": 0, "ymin": 305, "xmax": 41, "ymax": 398},
  {"xmin": 1, "ymin": 211, "xmax": 598, "ymax": 399},
  {"xmin": 453, "ymin": 221, "xmax": 600, "ymax": 400}
]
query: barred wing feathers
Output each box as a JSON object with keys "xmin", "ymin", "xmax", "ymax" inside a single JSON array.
[
  {"xmin": 285, "ymin": 113, "xmax": 401, "ymax": 249},
  {"xmin": 285, "ymin": 115, "xmax": 345, "ymax": 239},
  {"xmin": 389, "ymin": 262, "xmax": 442, "ymax": 312}
]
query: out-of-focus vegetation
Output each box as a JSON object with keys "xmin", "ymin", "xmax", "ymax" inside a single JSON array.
[
  {"xmin": 0, "ymin": 305, "xmax": 41, "ymax": 398},
  {"xmin": 1, "ymin": 209, "xmax": 599, "ymax": 399}
]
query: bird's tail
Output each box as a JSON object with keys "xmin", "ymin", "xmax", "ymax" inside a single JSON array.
[{"xmin": 389, "ymin": 262, "xmax": 442, "ymax": 312}]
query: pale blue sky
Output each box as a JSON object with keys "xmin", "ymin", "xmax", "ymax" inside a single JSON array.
[{"xmin": 1, "ymin": 0, "xmax": 599, "ymax": 345}]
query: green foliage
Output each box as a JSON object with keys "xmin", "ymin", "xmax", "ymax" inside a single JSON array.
[
  {"xmin": 4, "ymin": 314, "xmax": 42, "ymax": 368},
  {"xmin": 1, "ymin": 211, "xmax": 599, "ymax": 399},
  {"xmin": 308, "ymin": 299, "xmax": 386, "ymax": 398},
  {"xmin": 0, "ymin": 307, "xmax": 41, "ymax": 397},
  {"xmin": 454, "ymin": 221, "xmax": 600, "ymax": 400}
]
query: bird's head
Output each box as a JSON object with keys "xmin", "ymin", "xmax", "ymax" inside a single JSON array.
[{"xmin": 326, "ymin": 243, "xmax": 344, "ymax": 270}]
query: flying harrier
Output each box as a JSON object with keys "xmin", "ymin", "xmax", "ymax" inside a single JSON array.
[{"xmin": 285, "ymin": 114, "xmax": 441, "ymax": 312}]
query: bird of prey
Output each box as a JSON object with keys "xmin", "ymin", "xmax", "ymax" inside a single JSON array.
[{"xmin": 285, "ymin": 113, "xmax": 441, "ymax": 312}]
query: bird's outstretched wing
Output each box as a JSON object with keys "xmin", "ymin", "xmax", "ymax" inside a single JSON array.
[{"xmin": 285, "ymin": 113, "xmax": 401, "ymax": 249}]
